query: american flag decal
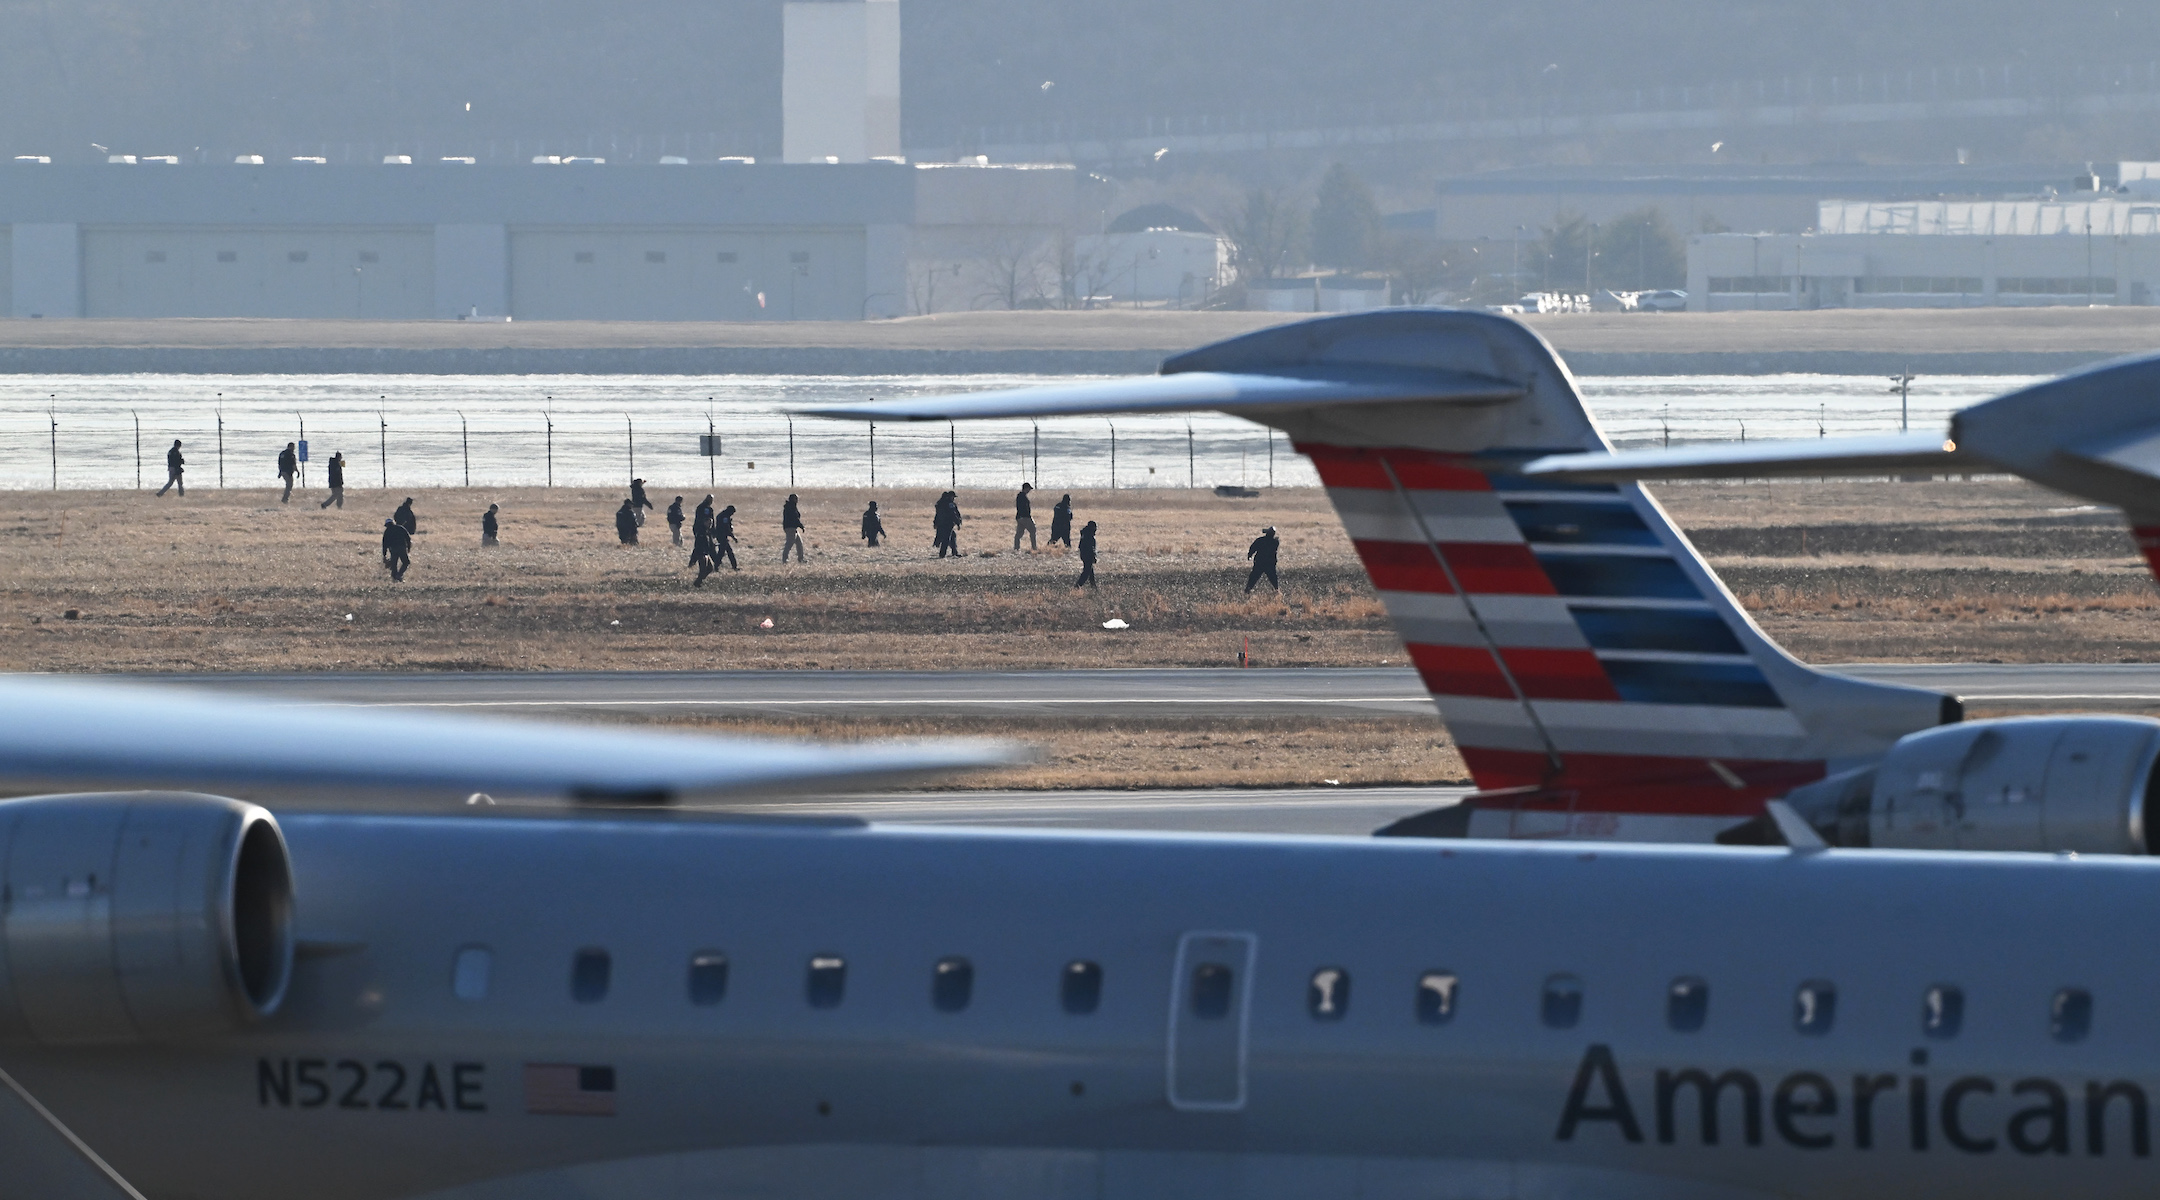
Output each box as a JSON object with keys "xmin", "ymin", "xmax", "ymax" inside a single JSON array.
[{"xmin": 523, "ymin": 1063, "xmax": 616, "ymax": 1116}]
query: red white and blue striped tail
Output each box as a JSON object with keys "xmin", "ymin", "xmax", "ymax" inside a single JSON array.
[{"xmin": 798, "ymin": 308, "xmax": 1957, "ymax": 843}]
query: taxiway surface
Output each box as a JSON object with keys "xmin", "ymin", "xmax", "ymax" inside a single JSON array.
[{"xmin": 118, "ymin": 663, "xmax": 2160, "ymax": 715}]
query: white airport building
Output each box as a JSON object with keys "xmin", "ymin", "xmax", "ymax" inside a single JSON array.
[
  {"xmin": 0, "ymin": 0, "xmax": 1084, "ymax": 323},
  {"xmin": 1686, "ymin": 163, "xmax": 2160, "ymax": 310}
]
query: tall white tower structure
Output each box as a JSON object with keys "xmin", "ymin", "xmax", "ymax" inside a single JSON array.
[{"xmin": 782, "ymin": 0, "xmax": 901, "ymax": 164}]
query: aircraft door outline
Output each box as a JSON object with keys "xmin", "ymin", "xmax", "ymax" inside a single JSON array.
[{"xmin": 1166, "ymin": 930, "xmax": 1257, "ymax": 1112}]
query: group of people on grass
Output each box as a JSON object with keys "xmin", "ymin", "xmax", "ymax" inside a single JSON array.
[{"xmin": 154, "ymin": 439, "xmax": 1284, "ymax": 592}]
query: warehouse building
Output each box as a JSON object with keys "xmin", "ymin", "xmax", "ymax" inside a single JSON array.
[
  {"xmin": 0, "ymin": 158, "xmax": 1075, "ymax": 322},
  {"xmin": 1687, "ymin": 168, "xmax": 2160, "ymax": 310}
]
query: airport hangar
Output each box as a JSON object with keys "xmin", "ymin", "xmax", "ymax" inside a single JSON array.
[{"xmin": 0, "ymin": 159, "xmax": 1076, "ymax": 322}]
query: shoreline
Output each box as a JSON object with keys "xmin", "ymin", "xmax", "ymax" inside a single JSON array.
[{"xmin": 0, "ymin": 309, "xmax": 2152, "ymax": 376}]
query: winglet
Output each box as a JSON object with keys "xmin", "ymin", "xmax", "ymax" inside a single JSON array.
[{"xmin": 1764, "ymin": 800, "xmax": 1829, "ymax": 854}]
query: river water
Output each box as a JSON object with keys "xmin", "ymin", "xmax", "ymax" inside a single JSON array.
[{"xmin": 0, "ymin": 373, "xmax": 2035, "ymax": 491}]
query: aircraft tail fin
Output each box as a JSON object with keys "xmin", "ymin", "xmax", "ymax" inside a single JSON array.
[{"xmin": 807, "ymin": 309, "xmax": 1957, "ymax": 841}]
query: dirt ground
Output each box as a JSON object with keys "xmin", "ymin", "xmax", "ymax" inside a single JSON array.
[
  {"xmin": 2, "ymin": 477, "xmax": 2149, "ymax": 673},
  {"xmin": 3, "ymin": 476, "xmax": 2151, "ymax": 790}
]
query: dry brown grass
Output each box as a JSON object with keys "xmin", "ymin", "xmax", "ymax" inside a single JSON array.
[{"xmin": 4, "ymin": 475, "xmax": 2154, "ymax": 675}]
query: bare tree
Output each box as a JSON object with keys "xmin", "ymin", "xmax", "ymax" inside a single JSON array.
[
  {"xmin": 972, "ymin": 228, "xmax": 1058, "ymax": 310},
  {"xmin": 1218, "ymin": 187, "xmax": 1307, "ymax": 283}
]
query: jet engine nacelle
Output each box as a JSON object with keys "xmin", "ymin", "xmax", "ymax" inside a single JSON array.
[
  {"xmin": 0, "ymin": 792, "xmax": 294, "ymax": 1045},
  {"xmin": 1861, "ymin": 716, "xmax": 2160, "ymax": 854}
]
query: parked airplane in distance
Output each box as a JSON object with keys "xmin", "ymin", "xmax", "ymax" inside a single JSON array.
[
  {"xmin": 803, "ymin": 310, "xmax": 2160, "ymax": 854},
  {"xmin": 4, "ymin": 675, "xmax": 2160, "ymax": 1200}
]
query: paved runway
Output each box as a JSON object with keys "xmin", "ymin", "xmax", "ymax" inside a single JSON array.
[
  {"xmin": 118, "ymin": 663, "xmax": 2160, "ymax": 715},
  {"xmin": 744, "ymin": 785, "xmax": 1465, "ymax": 836},
  {"xmin": 122, "ymin": 668, "xmax": 1440, "ymax": 717}
]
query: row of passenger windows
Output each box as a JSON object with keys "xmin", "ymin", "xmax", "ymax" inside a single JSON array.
[
  {"xmin": 470, "ymin": 948, "xmax": 2094, "ymax": 1044},
  {"xmin": 142, "ymin": 249, "xmax": 384, "ymax": 264},
  {"xmin": 568, "ymin": 250, "xmax": 806, "ymax": 265}
]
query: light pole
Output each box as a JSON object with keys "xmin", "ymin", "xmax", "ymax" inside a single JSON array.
[
  {"xmin": 458, "ymin": 411, "xmax": 470, "ymax": 487},
  {"xmin": 132, "ymin": 410, "xmax": 141, "ymax": 490},
  {"xmin": 1106, "ymin": 420, "xmax": 1116, "ymax": 489}
]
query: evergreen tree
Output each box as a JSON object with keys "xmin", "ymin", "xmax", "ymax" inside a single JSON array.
[{"xmin": 1310, "ymin": 164, "xmax": 1382, "ymax": 273}]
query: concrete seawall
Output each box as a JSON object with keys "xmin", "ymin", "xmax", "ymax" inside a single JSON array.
[{"xmin": 0, "ymin": 345, "xmax": 2126, "ymax": 377}]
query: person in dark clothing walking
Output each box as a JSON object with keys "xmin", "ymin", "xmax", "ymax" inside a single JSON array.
[
  {"xmin": 781, "ymin": 494, "xmax": 807, "ymax": 562},
  {"xmin": 481, "ymin": 503, "xmax": 500, "ymax": 547},
  {"xmin": 666, "ymin": 497, "xmax": 685, "ymax": 546},
  {"xmin": 629, "ymin": 479, "xmax": 653, "ymax": 528},
  {"xmin": 1013, "ymin": 482, "xmax": 1037, "ymax": 551},
  {"xmin": 1245, "ymin": 525, "xmax": 1281, "ymax": 592},
  {"xmin": 1074, "ymin": 520, "xmax": 1099, "ymax": 588},
  {"xmin": 691, "ymin": 495, "xmax": 714, "ymax": 544},
  {"xmin": 860, "ymin": 500, "xmax": 886, "ymax": 546},
  {"xmin": 1049, "ymin": 494, "xmax": 1074, "ymax": 547},
  {"xmin": 615, "ymin": 499, "xmax": 640, "ymax": 545},
  {"xmin": 393, "ymin": 498, "xmax": 417, "ymax": 536},
  {"xmin": 713, "ymin": 504, "xmax": 740, "ymax": 569},
  {"xmin": 933, "ymin": 491, "xmax": 963, "ymax": 558},
  {"xmin": 690, "ymin": 516, "xmax": 718, "ymax": 585},
  {"xmin": 382, "ymin": 519, "xmax": 412, "ymax": 581},
  {"xmin": 277, "ymin": 443, "xmax": 299, "ymax": 502},
  {"xmin": 156, "ymin": 440, "xmax": 185, "ymax": 497},
  {"xmin": 320, "ymin": 452, "xmax": 346, "ymax": 509}
]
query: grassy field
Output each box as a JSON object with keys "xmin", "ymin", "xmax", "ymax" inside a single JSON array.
[{"xmin": 3, "ymin": 476, "xmax": 2151, "ymax": 790}]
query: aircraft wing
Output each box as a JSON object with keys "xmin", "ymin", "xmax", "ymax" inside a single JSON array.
[
  {"xmin": 0, "ymin": 1064, "xmax": 147, "ymax": 1199},
  {"xmin": 1521, "ymin": 430, "xmax": 1978, "ymax": 483},
  {"xmin": 794, "ymin": 366, "xmax": 1524, "ymax": 421},
  {"xmin": 0, "ymin": 676, "xmax": 1015, "ymax": 804}
]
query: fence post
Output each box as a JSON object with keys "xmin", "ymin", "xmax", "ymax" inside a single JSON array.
[
  {"xmin": 1186, "ymin": 420, "xmax": 1195, "ymax": 488},
  {"xmin": 216, "ymin": 408, "xmax": 225, "ymax": 489},
  {"xmin": 708, "ymin": 408, "xmax": 717, "ymax": 488},
  {"xmin": 544, "ymin": 412, "xmax": 554, "ymax": 488},
  {"xmin": 1032, "ymin": 420, "xmax": 1039, "ymax": 484},
  {"xmin": 1267, "ymin": 429, "xmax": 1274, "ymax": 488},
  {"xmin": 379, "ymin": 410, "xmax": 387, "ymax": 488},
  {"xmin": 297, "ymin": 413, "xmax": 306, "ymax": 487},
  {"xmin": 47, "ymin": 407, "xmax": 56, "ymax": 491},
  {"xmin": 625, "ymin": 415, "xmax": 635, "ymax": 482},
  {"xmin": 132, "ymin": 410, "xmax": 141, "ymax": 490},
  {"xmin": 869, "ymin": 419, "xmax": 876, "ymax": 487},
  {"xmin": 948, "ymin": 421, "xmax": 956, "ymax": 489},
  {"xmin": 787, "ymin": 416, "xmax": 796, "ymax": 489},
  {"xmin": 459, "ymin": 411, "xmax": 470, "ymax": 487},
  {"xmin": 1107, "ymin": 420, "xmax": 1116, "ymax": 489}
]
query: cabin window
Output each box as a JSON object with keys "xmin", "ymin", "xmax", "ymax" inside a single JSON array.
[
  {"xmin": 1541, "ymin": 974, "xmax": 1583, "ymax": 1029},
  {"xmin": 2051, "ymin": 988, "xmax": 2092, "ymax": 1043},
  {"xmin": 789, "ymin": 251, "xmax": 810, "ymax": 264},
  {"xmin": 932, "ymin": 957, "xmax": 974, "ymax": 1012},
  {"xmin": 358, "ymin": 251, "xmax": 379, "ymax": 264},
  {"xmin": 1190, "ymin": 962, "xmax": 1234, "ymax": 1019},
  {"xmin": 687, "ymin": 952, "xmax": 728, "ymax": 1006},
  {"xmin": 806, "ymin": 955, "xmax": 846, "ymax": 1009},
  {"xmin": 1061, "ymin": 960, "xmax": 1102, "ymax": 1014},
  {"xmin": 216, "ymin": 250, "xmax": 238, "ymax": 263},
  {"xmin": 287, "ymin": 250, "xmax": 308, "ymax": 263},
  {"xmin": 570, "ymin": 947, "xmax": 610, "ymax": 1004},
  {"xmin": 144, "ymin": 250, "xmax": 166, "ymax": 264},
  {"xmin": 716, "ymin": 251, "xmax": 740, "ymax": 263},
  {"xmin": 1794, "ymin": 980, "xmax": 1836, "ymax": 1035},
  {"xmin": 451, "ymin": 945, "xmax": 491, "ymax": 1001},
  {"xmin": 1416, "ymin": 971, "xmax": 1459, "ymax": 1024},
  {"xmin": 1308, "ymin": 967, "xmax": 1350, "ymax": 1020},
  {"xmin": 645, "ymin": 250, "xmax": 667, "ymax": 264},
  {"xmin": 574, "ymin": 251, "xmax": 594, "ymax": 263},
  {"xmin": 1667, "ymin": 976, "xmax": 1709, "ymax": 1032},
  {"xmin": 1922, "ymin": 984, "xmax": 1963, "ymax": 1039}
]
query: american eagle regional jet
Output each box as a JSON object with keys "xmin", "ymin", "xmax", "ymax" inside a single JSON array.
[
  {"xmin": 805, "ymin": 308, "xmax": 2160, "ymax": 855},
  {"xmin": 3, "ymin": 310, "xmax": 2160, "ymax": 1200}
]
